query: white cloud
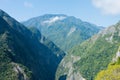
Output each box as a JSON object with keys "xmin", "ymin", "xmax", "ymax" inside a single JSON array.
[
  {"xmin": 24, "ymin": 1, "xmax": 33, "ymax": 8},
  {"xmin": 92, "ymin": 0, "xmax": 120, "ymax": 15},
  {"xmin": 43, "ymin": 16, "xmax": 66, "ymax": 24}
]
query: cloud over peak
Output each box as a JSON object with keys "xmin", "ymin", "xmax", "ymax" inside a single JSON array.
[
  {"xmin": 24, "ymin": 1, "xmax": 33, "ymax": 8},
  {"xmin": 92, "ymin": 0, "xmax": 120, "ymax": 15}
]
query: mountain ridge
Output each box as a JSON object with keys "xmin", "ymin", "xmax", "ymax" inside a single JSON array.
[
  {"xmin": 23, "ymin": 14, "xmax": 103, "ymax": 52},
  {"xmin": 56, "ymin": 21, "xmax": 120, "ymax": 80},
  {"xmin": 0, "ymin": 9, "xmax": 65, "ymax": 80}
]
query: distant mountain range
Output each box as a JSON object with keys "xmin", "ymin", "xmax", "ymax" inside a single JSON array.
[
  {"xmin": 56, "ymin": 21, "xmax": 120, "ymax": 80},
  {"xmin": 0, "ymin": 10, "xmax": 65, "ymax": 80},
  {"xmin": 23, "ymin": 14, "xmax": 103, "ymax": 52},
  {"xmin": 1, "ymin": 9, "xmax": 119, "ymax": 80}
]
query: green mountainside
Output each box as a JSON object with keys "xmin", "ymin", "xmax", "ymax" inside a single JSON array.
[
  {"xmin": 56, "ymin": 21, "xmax": 120, "ymax": 80},
  {"xmin": 95, "ymin": 59, "xmax": 120, "ymax": 80},
  {"xmin": 1, "ymin": 9, "xmax": 120, "ymax": 80},
  {"xmin": 95, "ymin": 47, "xmax": 120, "ymax": 80},
  {"xmin": 23, "ymin": 14, "xmax": 102, "ymax": 51},
  {"xmin": 0, "ymin": 9, "xmax": 65, "ymax": 80}
]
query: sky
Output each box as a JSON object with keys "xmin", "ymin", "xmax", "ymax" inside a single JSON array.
[{"xmin": 0, "ymin": 0, "xmax": 120, "ymax": 27}]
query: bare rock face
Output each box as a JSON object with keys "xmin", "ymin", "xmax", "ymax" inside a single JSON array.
[
  {"xmin": 56, "ymin": 55, "xmax": 86, "ymax": 80},
  {"xmin": 12, "ymin": 63, "xmax": 28, "ymax": 80},
  {"xmin": 112, "ymin": 46, "xmax": 120, "ymax": 62}
]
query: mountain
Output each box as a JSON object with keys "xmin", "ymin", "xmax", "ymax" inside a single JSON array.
[
  {"xmin": 0, "ymin": 9, "xmax": 65, "ymax": 80},
  {"xmin": 56, "ymin": 21, "xmax": 120, "ymax": 80},
  {"xmin": 95, "ymin": 48, "xmax": 120, "ymax": 80},
  {"xmin": 23, "ymin": 14, "xmax": 103, "ymax": 52},
  {"xmin": 95, "ymin": 46, "xmax": 120, "ymax": 80}
]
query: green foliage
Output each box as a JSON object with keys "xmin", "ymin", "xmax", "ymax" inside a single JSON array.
[
  {"xmin": 95, "ymin": 57, "xmax": 120, "ymax": 80},
  {"xmin": 74, "ymin": 38, "xmax": 119, "ymax": 80}
]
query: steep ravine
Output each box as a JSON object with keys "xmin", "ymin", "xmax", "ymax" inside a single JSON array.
[{"xmin": 0, "ymin": 9, "xmax": 65, "ymax": 80}]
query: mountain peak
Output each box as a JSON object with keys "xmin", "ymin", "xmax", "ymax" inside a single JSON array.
[
  {"xmin": 42, "ymin": 14, "xmax": 67, "ymax": 17},
  {"xmin": 23, "ymin": 14, "xmax": 102, "ymax": 51},
  {"xmin": 0, "ymin": 9, "xmax": 10, "ymax": 18}
]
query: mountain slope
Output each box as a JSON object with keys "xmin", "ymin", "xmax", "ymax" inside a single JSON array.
[
  {"xmin": 95, "ymin": 63, "xmax": 120, "ymax": 80},
  {"xmin": 23, "ymin": 14, "xmax": 102, "ymax": 51},
  {"xmin": 95, "ymin": 47, "xmax": 120, "ymax": 80},
  {"xmin": 0, "ymin": 10, "xmax": 65, "ymax": 80},
  {"xmin": 56, "ymin": 21, "xmax": 120, "ymax": 80}
]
